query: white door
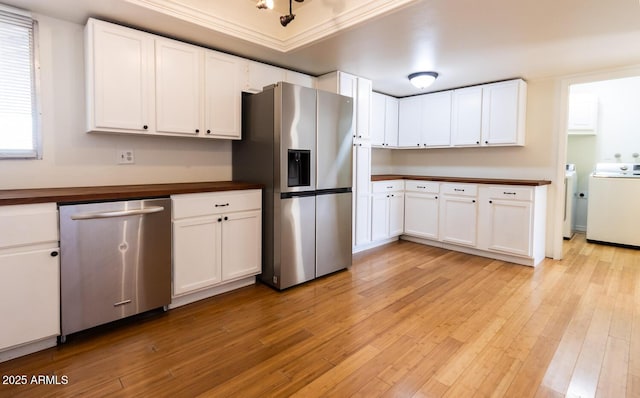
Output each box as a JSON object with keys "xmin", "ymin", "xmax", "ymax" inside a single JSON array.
[
  {"xmin": 155, "ymin": 39, "xmax": 202, "ymax": 135},
  {"xmin": 221, "ymin": 210, "xmax": 261, "ymax": 281},
  {"xmin": 356, "ymin": 77, "xmax": 372, "ymax": 140},
  {"xmin": 404, "ymin": 193, "xmax": 439, "ymax": 239},
  {"xmin": 486, "ymin": 199, "xmax": 532, "ymax": 256},
  {"xmin": 91, "ymin": 21, "xmax": 154, "ymax": 132},
  {"xmin": 451, "ymin": 86, "xmax": 483, "ymax": 146},
  {"xmin": 370, "ymin": 92, "xmax": 386, "ymax": 146},
  {"xmin": 439, "ymin": 196, "xmax": 477, "ymax": 246},
  {"xmin": 204, "ymin": 51, "xmax": 241, "ymax": 139},
  {"xmin": 388, "ymin": 193, "xmax": 405, "ymax": 237},
  {"xmin": 384, "ymin": 96, "xmax": 399, "ymax": 147},
  {"xmin": 422, "ymin": 91, "xmax": 452, "ymax": 147},
  {"xmin": 0, "ymin": 248, "xmax": 60, "ymax": 350},
  {"xmin": 371, "ymin": 194, "xmax": 389, "ymax": 241},
  {"xmin": 481, "ymin": 80, "xmax": 520, "ymax": 145},
  {"xmin": 398, "ymin": 96, "xmax": 422, "ymax": 147},
  {"xmin": 172, "ymin": 217, "xmax": 222, "ymax": 295}
]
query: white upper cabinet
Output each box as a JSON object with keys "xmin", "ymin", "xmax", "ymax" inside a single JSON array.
[
  {"xmin": 422, "ymin": 91, "xmax": 452, "ymax": 147},
  {"xmin": 398, "ymin": 96, "xmax": 422, "ymax": 148},
  {"xmin": 245, "ymin": 61, "xmax": 286, "ymax": 93},
  {"xmin": 371, "ymin": 92, "xmax": 398, "ymax": 147},
  {"xmin": 284, "ymin": 70, "xmax": 316, "ymax": 88},
  {"xmin": 481, "ymin": 79, "xmax": 526, "ymax": 146},
  {"xmin": 318, "ymin": 71, "xmax": 371, "ymax": 141},
  {"xmin": 86, "ymin": 18, "xmax": 155, "ymax": 133},
  {"xmin": 204, "ymin": 51, "xmax": 242, "ymax": 139},
  {"xmin": 451, "ymin": 86, "xmax": 483, "ymax": 146},
  {"xmin": 155, "ymin": 38, "xmax": 202, "ymax": 136}
]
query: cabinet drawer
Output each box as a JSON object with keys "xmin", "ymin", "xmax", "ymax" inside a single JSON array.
[
  {"xmin": 172, "ymin": 190, "xmax": 261, "ymax": 219},
  {"xmin": 441, "ymin": 183, "xmax": 477, "ymax": 197},
  {"xmin": 405, "ymin": 180, "xmax": 439, "ymax": 194},
  {"xmin": 487, "ymin": 186, "xmax": 533, "ymax": 201},
  {"xmin": 372, "ymin": 180, "xmax": 404, "ymax": 193},
  {"xmin": 0, "ymin": 203, "xmax": 58, "ymax": 250}
]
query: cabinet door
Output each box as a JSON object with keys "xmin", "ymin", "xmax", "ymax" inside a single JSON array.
[
  {"xmin": 398, "ymin": 96, "xmax": 422, "ymax": 147},
  {"xmin": 284, "ymin": 70, "xmax": 315, "ymax": 88},
  {"xmin": 356, "ymin": 77, "xmax": 372, "ymax": 140},
  {"xmin": 486, "ymin": 199, "xmax": 532, "ymax": 256},
  {"xmin": 221, "ymin": 210, "xmax": 261, "ymax": 281},
  {"xmin": 439, "ymin": 195, "xmax": 477, "ymax": 246},
  {"xmin": 204, "ymin": 51, "xmax": 241, "ymax": 139},
  {"xmin": 370, "ymin": 92, "xmax": 386, "ymax": 146},
  {"xmin": 354, "ymin": 193, "xmax": 371, "ymax": 246},
  {"xmin": 172, "ymin": 217, "xmax": 222, "ymax": 295},
  {"xmin": 353, "ymin": 143, "xmax": 372, "ymax": 246},
  {"xmin": 247, "ymin": 61, "xmax": 286, "ymax": 93},
  {"xmin": 371, "ymin": 194, "xmax": 389, "ymax": 241},
  {"xmin": 88, "ymin": 20, "xmax": 154, "ymax": 132},
  {"xmin": 155, "ymin": 39, "xmax": 202, "ymax": 135},
  {"xmin": 0, "ymin": 248, "xmax": 59, "ymax": 350},
  {"xmin": 385, "ymin": 96, "xmax": 399, "ymax": 147},
  {"xmin": 422, "ymin": 91, "xmax": 452, "ymax": 147},
  {"xmin": 481, "ymin": 80, "xmax": 523, "ymax": 145},
  {"xmin": 451, "ymin": 86, "xmax": 483, "ymax": 146},
  {"xmin": 355, "ymin": 143, "xmax": 371, "ymax": 194},
  {"xmin": 388, "ymin": 192, "xmax": 405, "ymax": 237},
  {"xmin": 404, "ymin": 193, "xmax": 439, "ymax": 239}
]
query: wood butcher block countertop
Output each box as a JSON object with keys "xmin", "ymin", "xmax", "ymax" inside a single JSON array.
[
  {"xmin": 372, "ymin": 175, "xmax": 552, "ymax": 186},
  {"xmin": 0, "ymin": 181, "xmax": 264, "ymax": 206}
]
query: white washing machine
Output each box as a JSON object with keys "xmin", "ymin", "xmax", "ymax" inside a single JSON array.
[
  {"xmin": 587, "ymin": 163, "xmax": 640, "ymax": 247},
  {"xmin": 563, "ymin": 166, "xmax": 577, "ymax": 239}
]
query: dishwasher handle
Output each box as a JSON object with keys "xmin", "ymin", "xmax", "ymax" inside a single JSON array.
[{"xmin": 70, "ymin": 206, "xmax": 165, "ymax": 220}]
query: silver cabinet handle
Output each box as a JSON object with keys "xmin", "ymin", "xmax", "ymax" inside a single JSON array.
[
  {"xmin": 71, "ymin": 206, "xmax": 164, "ymax": 220},
  {"xmin": 113, "ymin": 299, "xmax": 132, "ymax": 307}
]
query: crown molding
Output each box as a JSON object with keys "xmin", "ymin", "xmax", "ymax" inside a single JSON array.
[{"xmin": 126, "ymin": 0, "xmax": 420, "ymax": 52}]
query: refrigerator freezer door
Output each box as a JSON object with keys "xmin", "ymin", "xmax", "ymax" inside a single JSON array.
[
  {"xmin": 279, "ymin": 195, "xmax": 316, "ymax": 289},
  {"xmin": 317, "ymin": 90, "xmax": 353, "ymax": 190},
  {"xmin": 316, "ymin": 191, "xmax": 352, "ymax": 277},
  {"xmin": 278, "ymin": 83, "xmax": 317, "ymax": 193}
]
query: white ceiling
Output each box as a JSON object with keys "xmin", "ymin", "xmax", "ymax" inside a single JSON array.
[{"xmin": 5, "ymin": 0, "xmax": 640, "ymax": 97}]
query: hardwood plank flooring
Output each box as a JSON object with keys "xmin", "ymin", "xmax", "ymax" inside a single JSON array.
[{"xmin": 1, "ymin": 234, "xmax": 639, "ymax": 397}]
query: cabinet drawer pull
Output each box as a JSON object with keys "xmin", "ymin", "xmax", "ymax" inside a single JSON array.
[
  {"xmin": 489, "ymin": 200, "xmax": 493, "ymax": 204},
  {"xmin": 386, "ymin": 186, "xmax": 393, "ymax": 189},
  {"xmin": 503, "ymin": 192, "xmax": 517, "ymax": 195},
  {"xmin": 218, "ymin": 218, "xmax": 222, "ymax": 222},
  {"xmin": 143, "ymin": 125, "xmax": 148, "ymax": 130},
  {"xmin": 454, "ymin": 188, "xmax": 465, "ymax": 192},
  {"xmin": 417, "ymin": 186, "xmax": 426, "ymax": 189},
  {"xmin": 50, "ymin": 251, "xmax": 59, "ymax": 257},
  {"xmin": 113, "ymin": 300, "xmax": 132, "ymax": 307},
  {"xmin": 224, "ymin": 216, "xmax": 228, "ymax": 221},
  {"xmin": 215, "ymin": 203, "xmax": 230, "ymax": 207},
  {"xmin": 472, "ymin": 199, "xmax": 476, "ymax": 203}
]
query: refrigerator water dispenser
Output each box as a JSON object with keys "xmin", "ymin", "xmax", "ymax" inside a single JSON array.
[{"xmin": 288, "ymin": 149, "xmax": 311, "ymax": 187}]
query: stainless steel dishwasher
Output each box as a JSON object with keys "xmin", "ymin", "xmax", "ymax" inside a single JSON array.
[{"xmin": 59, "ymin": 198, "xmax": 171, "ymax": 340}]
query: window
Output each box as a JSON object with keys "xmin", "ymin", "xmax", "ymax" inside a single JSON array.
[{"xmin": 0, "ymin": 5, "xmax": 39, "ymax": 159}]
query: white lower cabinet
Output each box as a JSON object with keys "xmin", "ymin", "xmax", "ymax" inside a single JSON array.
[
  {"xmin": 403, "ymin": 181, "xmax": 440, "ymax": 240},
  {"xmin": 0, "ymin": 203, "xmax": 60, "ymax": 361},
  {"xmin": 371, "ymin": 180, "xmax": 404, "ymax": 242},
  {"xmin": 376, "ymin": 179, "xmax": 548, "ymax": 267},
  {"xmin": 171, "ymin": 190, "xmax": 261, "ymax": 304},
  {"xmin": 439, "ymin": 183, "xmax": 478, "ymax": 247}
]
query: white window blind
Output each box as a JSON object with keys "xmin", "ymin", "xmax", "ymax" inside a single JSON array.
[{"xmin": 0, "ymin": 5, "xmax": 39, "ymax": 159}]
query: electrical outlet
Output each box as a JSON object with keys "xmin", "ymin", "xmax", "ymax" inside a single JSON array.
[{"xmin": 117, "ymin": 149, "xmax": 135, "ymax": 164}]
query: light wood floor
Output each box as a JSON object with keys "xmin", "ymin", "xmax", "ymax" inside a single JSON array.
[{"xmin": 1, "ymin": 234, "xmax": 639, "ymax": 397}]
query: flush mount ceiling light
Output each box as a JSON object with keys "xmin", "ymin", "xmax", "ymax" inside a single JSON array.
[
  {"xmin": 257, "ymin": 0, "xmax": 305, "ymax": 27},
  {"xmin": 408, "ymin": 71, "xmax": 439, "ymax": 89}
]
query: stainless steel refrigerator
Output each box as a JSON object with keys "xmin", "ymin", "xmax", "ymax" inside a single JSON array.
[{"xmin": 233, "ymin": 82, "xmax": 353, "ymax": 290}]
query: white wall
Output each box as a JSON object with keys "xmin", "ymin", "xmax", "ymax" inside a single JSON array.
[{"xmin": 0, "ymin": 14, "xmax": 232, "ymax": 190}]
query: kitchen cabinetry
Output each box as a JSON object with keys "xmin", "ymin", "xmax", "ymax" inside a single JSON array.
[
  {"xmin": 85, "ymin": 18, "xmax": 155, "ymax": 134},
  {"xmin": 451, "ymin": 79, "xmax": 526, "ymax": 147},
  {"xmin": 371, "ymin": 92, "xmax": 398, "ymax": 147},
  {"xmin": 0, "ymin": 203, "xmax": 59, "ymax": 361},
  {"xmin": 403, "ymin": 180, "xmax": 440, "ymax": 240},
  {"xmin": 567, "ymin": 92, "xmax": 598, "ymax": 134},
  {"xmin": 86, "ymin": 18, "xmax": 243, "ymax": 139},
  {"xmin": 478, "ymin": 185, "xmax": 546, "ymax": 262},
  {"xmin": 245, "ymin": 61, "xmax": 286, "ymax": 93},
  {"xmin": 439, "ymin": 183, "xmax": 478, "ymax": 247},
  {"xmin": 398, "ymin": 91, "xmax": 452, "ymax": 148},
  {"xmin": 171, "ymin": 190, "xmax": 261, "ymax": 303},
  {"xmin": 354, "ymin": 142, "xmax": 372, "ymax": 246},
  {"xmin": 371, "ymin": 180, "xmax": 404, "ymax": 241}
]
